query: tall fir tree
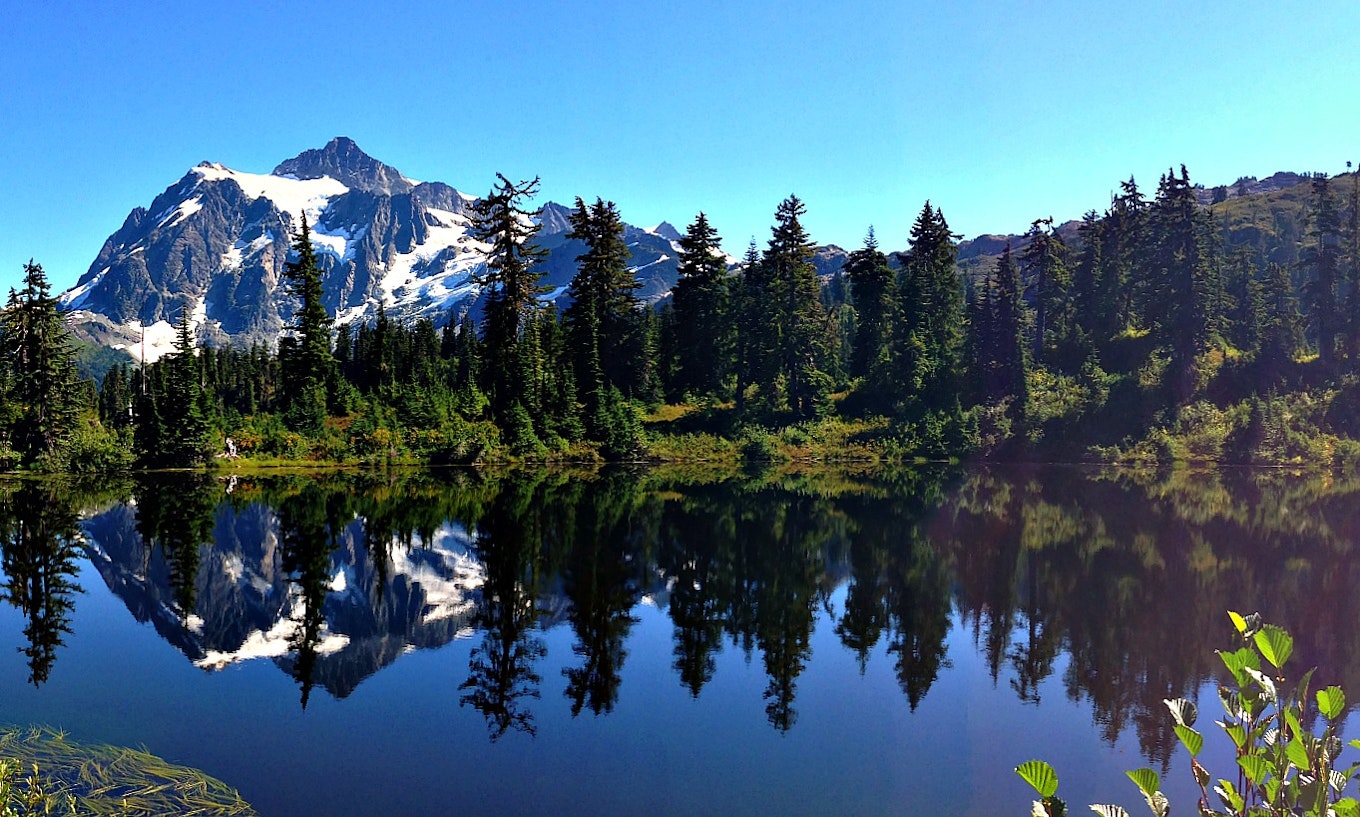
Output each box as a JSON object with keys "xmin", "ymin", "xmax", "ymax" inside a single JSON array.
[
  {"xmin": 1072, "ymin": 210, "xmax": 1104, "ymax": 349},
  {"xmin": 565, "ymin": 197, "xmax": 640, "ymax": 412},
  {"xmin": 764, "ymin": 195, "xmax": 829, "ymax": 419},
  {"xmin": 670, "ymin": 212, "xmax": 732, "ymax": 400},
  {"xmin": 1302, "ymin": 173, "xmax": 1342, "ymax": 366},
  {"xmin": 843, "ymin": 227, "xmax": 895, "ymax": 390},
  {"xmin": 895, "ymin": 202, "xmax": 962, "ymax": 414},
  {"xmin": 988, "ymin": 244, "xmax": 1029, "ymax": 418},
  {"xmin": 732, "ymin": 240, "xmax": 771, "ymax": 414},
  {"xmin": 0, "ymin": 262, "xmax": 82, "ymax": 465},
  {"xmin": 281, "ymin": 214, "xmax": 335, "ymax": 431},
  {"xmin": 471, "ymin": 174, "xmax": 549, "ymax": 425},
  {"xmin": 1022, "ymin": 217, "xmax": 1073, "ymax": 368},
  {"xmin": 1101, "ymin": 178, "xmax": 1149, "ymax": 332},
  {"xmin": 1148, "ymin": 166, "xmax": 1214, "ymax": 397},
  {"xmin": 1259, "ymin": 261, "xmax": 1303, "ymax": 372}
]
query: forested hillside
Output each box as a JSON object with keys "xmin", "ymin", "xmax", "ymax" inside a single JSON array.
[{"xmin": 5, "ymin": 164, "xmax": 1360, "ymax": 471}]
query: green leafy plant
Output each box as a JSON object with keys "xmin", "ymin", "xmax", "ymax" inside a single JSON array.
[{"xmin": 1019, "ymin": 611, "xmax": 1360, "ymax": 817}]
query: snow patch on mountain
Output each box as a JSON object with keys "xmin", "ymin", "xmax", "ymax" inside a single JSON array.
[
  {"xmin": 159, "ymin": 197, "xmax": 203, "ymax": 229},
  {"xmin": 59, "ymin": 268, "xmax": 107, "ymax": 310},
  {"xmin": 376, "ymin": 207, "xmax": 486, "ymax": 312},
  {"xmin": 193, "ymin": 162, "xmax": 349, "ymax": 224},
  {"xmin": 109, "ymin": 295, "xmax": 212, "ymax": 363}
]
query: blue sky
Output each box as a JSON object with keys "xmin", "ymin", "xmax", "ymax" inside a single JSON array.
[{"xmin": 3, "ymin": 0, "xmax": 1360, "ymax": 293}]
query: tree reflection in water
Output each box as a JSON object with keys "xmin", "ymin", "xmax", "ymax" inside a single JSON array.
[
  {"xmin": 9, "ymin": 464, "xmax": 1360, "ymax": 759},
  {"xmin": 0, "ymin": 481, "xmax": 84, "ymax": 686}
]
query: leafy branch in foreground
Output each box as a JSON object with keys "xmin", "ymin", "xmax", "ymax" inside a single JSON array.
[{"xmin": 1018, "ymin": 611, "xmax": 1360, "ymax": 817}]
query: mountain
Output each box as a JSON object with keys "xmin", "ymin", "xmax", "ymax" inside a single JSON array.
[
  {"xmin": 58, "ymin": 138, "xmax": 703, "ymax": 362},
  {"xmin": 59, "ymin": 137, "xmax": 1324, "ymax": 364}
]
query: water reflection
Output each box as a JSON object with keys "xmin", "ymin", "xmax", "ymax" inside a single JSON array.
[
  {"xmin": 0, "ymin": 481, "xmax": 86, "ymax": 686},
  {"xmin": 5, "ymin": 465, "xmax": 1360, "ymax": 757}
]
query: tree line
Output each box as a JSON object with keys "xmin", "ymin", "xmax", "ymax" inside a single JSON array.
[{"xmin": 3, "ymin": 165, "xmax": 1359, "ymax": 469}]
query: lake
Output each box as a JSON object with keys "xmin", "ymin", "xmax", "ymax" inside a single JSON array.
[{"xmin": 1, "ymin": 464, "xmax": 1357, "ymax": 816}]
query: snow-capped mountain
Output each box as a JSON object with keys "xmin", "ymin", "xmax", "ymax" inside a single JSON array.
[{"xmin": 59, "ymin": 137, "xmax": 697, "ymax": 362}]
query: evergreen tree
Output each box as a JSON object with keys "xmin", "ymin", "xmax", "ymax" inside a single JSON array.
[
  {"xmin": 764, "ymin": 195, "xmax": 829, "ymax": 419},
  {"xmin": 1022, "ymin": 218, "xmax": 1073, "ymax": 367},
  {"xmin": 134, "ymin": 308, "xmax": 212, "ymax": 466},
  {"xmin": 733, "ymin": 240, "xmax": 772, "ymax": 414},
  {"xmin": 471, "ymin": 175, "xmax": 548, "ymax": 423},
  {"xmin": 986, "ymin": 244, "xmax": 1029, "ymax": 417},
  {"xmin": 1148, "ymin": 166, "xmax": 1214, "ymax": 397},
  {"xmin": 1223, "ymin": 248, "xmax": 1263, "ymax": 353},
  {"xmin": 843, "ymin": 227, "xmax": 895, "ymax": 386},
  {"xmin": 98, "ymin": 363, "xmax": 133, "ymax": 430},
  {"xmin": 895, "ymin": 202, "xmax": 963, "ymax": 414},
  {"xmin": 281, "ymin": 214, "xmax": 335, "ymax": 431},
  {"xmin": 0, "ymin": 262, "xmax": 82, "ymax": 465},
  {"xmin": 1259, "ymin": 261, "xmax": 1304, "ymax": 370},
  {"xmin": 164, "ymin": 308, "xmax": 212, "ymax": 465},
  {"xmin": 1344, "ymin": 173, "xmax": 1360, "ymax": 364},
  {"xmin": 1101, "ymin": 178, "xmax": 1149, "ymax": 332},
  {"xmin": 670, "ymin": 212, "xmax": 732, "ymax": 400},
  {"xmin": 1072, "ymin": 210, "xmax": 1103, "ymax": 342},
  {"xmin": 564, "ymin": 197, "xmax": 640, "ymax": 423},
  {"xmin": 1302, "ymin": 173, "xmax": 1342, "ymax": 366}
]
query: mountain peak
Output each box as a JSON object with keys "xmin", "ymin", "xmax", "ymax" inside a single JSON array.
[
  {"xmin": 648, "ymin": 221, "xmax": 682, "ymax": 241},
  {"xmin": 272, "ymin": 137, "xmax": 412, "ymax": 196}
]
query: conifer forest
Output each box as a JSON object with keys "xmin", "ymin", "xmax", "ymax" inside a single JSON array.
[{"xmin": 5, "ymin": 166, "xmax": 1360, "ymax": 472}]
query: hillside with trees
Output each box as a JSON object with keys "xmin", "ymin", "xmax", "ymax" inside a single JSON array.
[{"xmin": 5, "ymin": 165, "xmax": 1360, "ymax": 471}]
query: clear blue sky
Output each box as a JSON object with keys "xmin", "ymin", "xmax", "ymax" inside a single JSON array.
[{"xmin": 3, "ymin": 0, "xmax": 1359, "ymax": 293}]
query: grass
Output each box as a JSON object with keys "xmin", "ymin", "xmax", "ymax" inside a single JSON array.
[{"xmin": 0, "ymin": 726, "xmax": 256, "ymax": 816}]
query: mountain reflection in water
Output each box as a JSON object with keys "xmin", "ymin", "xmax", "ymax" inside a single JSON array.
[{"xmin": 3, "ymin": 465, "xmax": 1360, "ymax": 770}]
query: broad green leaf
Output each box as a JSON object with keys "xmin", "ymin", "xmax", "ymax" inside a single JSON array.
[
  {"xmin": 1334, "ymin": 797, "xmax": 1360, "ymax": 817},
  {"xmin": 1088, "ymin": 806, "xmax": 1128, "ymax": 817},
  {"xmin": 1254, "ymin": 624, "xmax": 1293, "ymax": 669},
  {"xmin": 1017, "ymin": 760, "xmax": 1059, "ymax": 798},
  {"xmin": 1219, "ymin": 721, "xmax": 1247, "ymax": 749},
  {"xmin": 1239, "ymin": 755, "xmax": 1268, "ymax": 785},
  {"xmin": 1264, "ymin": 774, "xmax": 1282, "ymax": 803},
  {"xmin": 1215, "ymin": 780, "xmax": 1244, "ymax": 813},
  {"xmin": 1286, "ymin": 737, "xmax": 1310, "ymax": 770},
  {"xmin": 1218, "ymin": 648, "xmax": 1260, "ymax": 687},
  {"xmin": 1318, "ymin": 686, "xmax": 1346, "ymax": 720},
  {"xmin": 1285, "ymin": 708, "xmax": 1303, "ymax": 741},
  {"xmin": 1174, "ymin": 725, "xmax": 1203, "ymax": 757},
  {"xmin": 1163, "ymin": 697, "xmax": 1197, "ymax": 728},
  {"xmin": 1126, "ymin": 768, "xmax": 1159, "ymax": 799}
]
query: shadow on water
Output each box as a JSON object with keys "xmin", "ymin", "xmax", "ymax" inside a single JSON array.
[{"xmin": 5, "ymin": 465, "xmax": 1360, "ymax": 765}]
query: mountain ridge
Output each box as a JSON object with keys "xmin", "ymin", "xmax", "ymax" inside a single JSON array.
[{"xmin": 57, "ymin": 138, "xmax": 1321, "ymax": 364}]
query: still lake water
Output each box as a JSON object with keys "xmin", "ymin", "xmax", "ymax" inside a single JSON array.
[{"xmin": 1, "ymin": 465, "xmax": 1358, "ymax": 816}]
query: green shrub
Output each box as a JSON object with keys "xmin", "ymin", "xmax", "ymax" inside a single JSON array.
[{"xmin": 1021, "ymin": 611, "xmax": 1360, "ymax": 817}]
